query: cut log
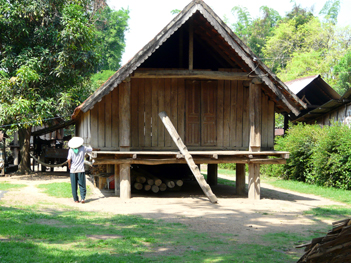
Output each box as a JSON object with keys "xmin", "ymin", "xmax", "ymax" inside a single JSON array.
[
  {"xmin": 159, "ymin": 183, "xmax": 167, "ymax": 191},
  {"xmin": 164, "ymin": 179, "xmax": 175, "ymax": 188},
  {"xmin": 134, "ymin": 182, "xmax": 143, "ymax": 190},
  {"xmin": 136, "ymin": 175, "xmax": 146, "ymax": 184},
  {"xmin": 159, "ymin": 111, "xmax": 218, "ymax": 203},
  {"xmin": 133, "ymin": 168, "xmax": 162, "ymax": 186},
  {"xmin": 146, "ymin": 178, "xmax": 154, "ymax": 186},
  {"xmin": 175, "ymin": 180, "xmax": 183, "ymax": 187},
  {"xmin": 151, "ymin": 185, "xmax": 159, "ymax": 193},
  {"xmin": 144, "ymin": 184, "xmax": 151, "ymax": 191}
]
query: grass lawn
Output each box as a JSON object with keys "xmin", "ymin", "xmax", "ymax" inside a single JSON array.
[
  {"xmin": 37, "ymin": 182, "xmax": 92, "ymax": 199},
  {"xmin": 0, "ymin": 181, "xmax": 26, "ymax": 191},
  {"xmin": 0, "ymin": 202, "xmax": 308, "ymax": 263},
  {"xmin": 0, "ymin": 180, "xmax": 319, "ymax": 263},
  {"xmin": 209, "ymin": 168, "xmax": 351, "ymax": 220},
  {"xmin": 1, "ymin": 172, "xmax": 348, "ymax": 263}
]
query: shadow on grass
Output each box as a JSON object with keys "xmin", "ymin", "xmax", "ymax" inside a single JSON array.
[{"xmin": 0, "ymin": 205, "xmax": 309, "ymax": 263}]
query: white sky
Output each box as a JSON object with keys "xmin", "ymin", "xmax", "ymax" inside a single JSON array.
[{"xmin": 107, "ymin": 0, "xmax": 351, "ymax": 65}]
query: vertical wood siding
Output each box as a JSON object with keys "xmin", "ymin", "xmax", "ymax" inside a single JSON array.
[
  {"xmin": 80, "ymin": 72, "xmax": 276, "ymax": 150},
  {"xmin": 260, "ymin": 92, "xmax": 275, "ymax": 150},
  {"xmin": 85, "ymin": 86, "xmax": 120, "ymax": 149}
]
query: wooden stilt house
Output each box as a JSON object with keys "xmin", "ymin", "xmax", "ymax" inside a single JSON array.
[{"xmin": 72, "ymin": 0, "xmax": 306, "ymax": 200}]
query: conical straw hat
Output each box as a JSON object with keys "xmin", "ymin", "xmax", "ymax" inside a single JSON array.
[{"xmin": 68, "ymin": 137, "xmax": 84, "ymax": 149}]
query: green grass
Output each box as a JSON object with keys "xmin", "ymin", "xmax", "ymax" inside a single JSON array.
[
  {"xmin": 0, "ymin": 181, "xmax": 26, "ymax": 190},
  {"xmin": 0, "ymin": 204, "xmax": 305, "ymax": 263},
  {"xmin": 2, "ymin": 170, "xmax": 348, "ymax": 262},
  {"xmin": 210, "ymin": 168, "xmax": 351, "ymax": 220},
  {"xmin": 303, "ymin": 205, "xmax": 351, "ymax": 219},
  {"xmin": 208, "ymin": 168, "xmax": 351, "ymax": 205},
  {"xmin": 264, "ymin": 177, "xmax": 351, "ymax": 205},
  {"xmin": 37, "ymin": 182, "xmax": 91, "ymax": 199}
]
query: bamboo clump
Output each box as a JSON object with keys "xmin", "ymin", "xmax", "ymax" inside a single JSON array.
[{"xmin": 297, "ymin": 218, "xmax": 351, "ymax": 263}]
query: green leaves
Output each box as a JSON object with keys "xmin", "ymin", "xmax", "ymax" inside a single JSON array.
[
  {"xmin": 263, "ymin": 123, "xmax": 351, "ymax": 190},
  {"xmin": 94, "ymin": 6, "xmax": 129, "ymax": 71},
  {"xmin": 0, "ymin": 0, "xmax": 101, "ymax": 130},
  {"xmin": 334, "ymin": 50, "xmax": 351, "ymax": 93}
]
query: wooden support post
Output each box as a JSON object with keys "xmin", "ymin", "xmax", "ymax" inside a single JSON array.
[
  {"xmin": 119, "ymin": 79, "xmax": 131, "ymax": 149},
  {"xmin": 119, "ymin": 78, "xmax": 131, "ymax": 199},
  {"xmin": 179, "ymin": 27, "xmax": 183, "ymax": 68},
  {"xmin": 120, "ymin": 164, "xmax": 131, "ymax": 199},
  {"xmin": 207, "ymin": 164, "xmax": 217, "ymax": 186},
  {"xmin": 189, "ymin": 18, "xmax": 193, "ymax": 70},
  {"xmin": 159, "ymin": 111, "xmax": 218, "ymax": 203},
  {"xmin": 236, "ymin": 163, "xmax": 245, "ymax": 195},
  {"xmin": 1, "ymin": 137, "xmax": 4, "ymax": 176},
  {"xmin": 114, "ymin": 164, "xmax": 120, "ymax": 196},
  {"xmin": 248, "ymin": 163, "xmax": 260, "ymax": 200},
  {"xmin": 249, "ymin": 82, "xmax": 261, "ymax": 152},
  {"xmin": 283, "ymin": 112, "xmax": 289, "ymax": 135},
  {"xmin": 14, "ymin": 131, "xmax": 18, "ymax": 165}
]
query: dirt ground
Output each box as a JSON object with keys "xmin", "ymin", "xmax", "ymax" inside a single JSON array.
[{"xmin": 0, "ymin": 171, "xmax": 344, "ymax": 247}]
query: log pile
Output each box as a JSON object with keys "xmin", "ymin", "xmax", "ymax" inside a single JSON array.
[
  {"xmin": 297, "ymin": 218, "xmax": 351, "ymax": 263},
  {"xmin": 131, "ymin": 168, "xmax": 183, "ymax": 194}
]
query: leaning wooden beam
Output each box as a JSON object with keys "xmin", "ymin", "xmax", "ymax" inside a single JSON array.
[
  {"xmin": 158, "ymin": 111, "xmax": 218, "ymax": 204},
  {"xmin": 93, "ymin": 157, "xmax": 286, "ymax": 165},
  {"xmin": 132, "ymin": 70, "xmax": 256, "ymax": 81}
]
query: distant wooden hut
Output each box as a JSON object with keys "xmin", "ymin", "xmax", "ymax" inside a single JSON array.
[
  {"xmin": 71, "ymin": 0, "xmax": 306, "ymax": 200},
  {"xmin": 285, "ymin": 75, "xmax": 341, "ymax": 125}
]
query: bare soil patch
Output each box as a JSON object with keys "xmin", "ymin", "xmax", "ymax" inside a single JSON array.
[{"xmin": 0, "ymin": 172, "xmax": 344, "ymax": 246}]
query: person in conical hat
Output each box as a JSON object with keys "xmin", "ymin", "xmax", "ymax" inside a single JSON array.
[{"xmin": 67, "ymin": 137, "xmax": 98, "ymax": 203}]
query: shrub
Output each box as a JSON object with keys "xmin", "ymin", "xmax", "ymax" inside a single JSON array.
[
  {"xmin": 262, "ymin": 122, "xmax": 351, "ymax": 190},
  {"xmin": 218, "ymin": 163, "xmax": 236, "ymax": 170},
  {"xmin": 310, "ymin": 123, "xmax": 351, "ymax": 189}
]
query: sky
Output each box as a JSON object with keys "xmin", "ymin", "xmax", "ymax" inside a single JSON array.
[{"xmin": 107, "ymin": 0, "xmax": 351, "ymax": 65}]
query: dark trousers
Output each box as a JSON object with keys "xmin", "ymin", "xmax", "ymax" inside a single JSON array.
[{"xmin": 70, "ymin": 172, "xmax": 86, "ymax": 201}]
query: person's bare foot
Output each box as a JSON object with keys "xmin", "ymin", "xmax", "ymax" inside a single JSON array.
[
  {"xmin": 75, "ymin": 201, "xmax": 79, "ymax": 203},
  {"xmin": 81, "ymin": 200, "xmax": 85, "ymax": 203}
]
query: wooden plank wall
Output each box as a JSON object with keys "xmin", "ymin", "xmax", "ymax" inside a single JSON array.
[
  {"xmin": 130, "ymin": 76, "xmax": 274, "ymax": 150},
  {"xmin": 261, "ymin": 92, "xmax": 275, "ymax": 150},
  {"xmin": 311, "ymin": 103, "xmax": 351, "ymax": 127},
  {"xmin": 215, "ymin": 78, "xmax": 250, "ymax": 149},
  {"xmin": 84, "ymin": 86, "xmax": 120, "ymax": 149},
  {"xmin": 78, "ymin": 71, "xmax": 277, "ymax": 150},
  {"xmin": 131, "ymin": 78, "xmax": 184, "ymax": 149},
  {"xmin": 76, "ymin": 111, "xmax": 90, "ymax": 144}
]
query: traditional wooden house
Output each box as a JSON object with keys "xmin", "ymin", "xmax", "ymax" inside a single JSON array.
[
  {"xmin": 71, "ymin": 0, "xmax": 306, "ymax": 201},
  {"xmin": 285, "ymin": 75, "xmax": 341, "ymax": 125}
]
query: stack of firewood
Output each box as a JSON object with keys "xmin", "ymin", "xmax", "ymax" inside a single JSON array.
[
  {"xmin": 131, "ymin": 168, "xmax": 183, "ymax": 193},
  {"xmin": 297, "ymin": 218, "xmax": 351, "ymax": 262}
]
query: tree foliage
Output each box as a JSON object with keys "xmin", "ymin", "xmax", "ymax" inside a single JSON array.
[
  {"xmin": 0, "ymin": 0, "xmax": 100, "ymax": 172},
  {"xmin": 0, "ymin": 0, "xmax": 99, "ymax": 127},
  {"xmin": 94, "ymin": 6, "xmax": 129, "ymax": 71},
  {"xmin": 230, "ymin": 6, "xmax": 281, "ymax": 59},
  {"xmin": 334, "ymin": 50, "xmax": 351, "ymax": 92},
  {"xmin": 319, "ymin": 0, "xmax": 340, "ymax": 25},
  {"xmin": 228, "ymin": 1, "xmax": 351, "ymax": 95}
]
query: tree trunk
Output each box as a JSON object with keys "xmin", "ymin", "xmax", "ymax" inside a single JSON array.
[{"xmin": 18, "ymin": 127, "xmax": 32, "ymax": 174}]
